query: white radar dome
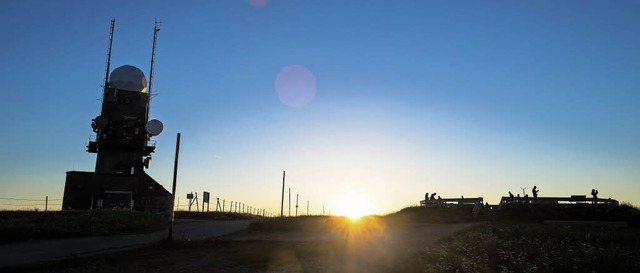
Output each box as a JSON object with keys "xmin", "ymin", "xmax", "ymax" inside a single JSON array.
[{"xmin": 109, "ymin": 65, "xmax": 148, "ymax": 92}]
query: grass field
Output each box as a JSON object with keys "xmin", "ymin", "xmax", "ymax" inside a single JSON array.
[
  {"xmin": 395, "ymin": 223, "xmax": 640, "ymax": 273},
  {"xmin": 0, "ymin": 210, "xmax": 167, "ymax": 244},
  {"xmin": 3, "ymin": 205, "xmax": 640, "ymax": 272},
  {"xmin": 174, "ymin": 210, "xmax": 261, "ymax": 221},
  {"xmin": 0, "ymin": 210, "xmax": 266, "ymax": 244}
]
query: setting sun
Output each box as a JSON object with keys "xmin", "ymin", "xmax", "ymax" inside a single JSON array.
[{"xmin": 334, "ymin": 196, "xmax": 373, "ymax": 220}]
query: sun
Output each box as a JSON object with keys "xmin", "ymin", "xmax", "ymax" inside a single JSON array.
[{"xmin": 334, "ymin": 196, "xmax": 373, "ymax": 220}]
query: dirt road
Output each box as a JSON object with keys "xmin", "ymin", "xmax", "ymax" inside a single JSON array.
[
  {"xmin": 11, "ymin": 221, "xmax": 477, "ymax": 273},
  {"xmin": 0, "ymin": 219, "xmax": 252, "ymax": 268}
]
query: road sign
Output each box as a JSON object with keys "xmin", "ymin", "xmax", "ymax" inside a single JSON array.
[{"xmin": 203, "ymin": 191, "xmax": 210, "ymax": 203}]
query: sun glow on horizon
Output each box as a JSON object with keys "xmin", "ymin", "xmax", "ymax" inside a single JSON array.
[{"xmin": 334, "ymin": 196, "xmax": 373, "ymax": 220}]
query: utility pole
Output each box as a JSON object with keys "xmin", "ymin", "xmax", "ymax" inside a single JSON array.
[
  {"xmin": 280, "ymin": 171, "xmax": 285, "ymax": 217},
  {"xmin": 45, "ymin": 196, "xmax": 48, "ymax": 212},
  {"xmin": 168, "ymin": 132, "xmax": 181, "ymax": 241},
  {"xmin": 288, "ymin": 188, "xmax": 291, "ymax": 217},
  {"xmin": 295, "ymin": 194, "xmax": 299, "ymax": 216},
  {"xmin": 307, "ymin": 200, "xmax": 309, "ymax": 215}
]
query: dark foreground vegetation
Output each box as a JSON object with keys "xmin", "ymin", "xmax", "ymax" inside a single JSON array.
[
  {"xmin": 0, "ymin": 210, "xmax": 263, "ymax": 244},
  {"xmin": 384, "ymin": 205, "xmax": 477, "ymax": 223},
  {"xmin": 395, "ymin": 223, "xmax": 640, "ymax": 273},
  {"xmin": 0, "ymin": 210, "xmax": 166, "ymax": 244},
  {"xmin": 174, "ymin": 211, "xmax": 260, "ymax": 221},
  {"xmin": 498, "ymin": 203, "xmax": 640, "ymax": 227},
  {"xmin": 3, "ymin": 205, "xmax": 640, "ymax": 272}
]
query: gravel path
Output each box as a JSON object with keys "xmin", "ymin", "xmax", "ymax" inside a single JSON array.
[{"xmin": 0, "ymin": 219, "xmax": 252, "ymax": 268}]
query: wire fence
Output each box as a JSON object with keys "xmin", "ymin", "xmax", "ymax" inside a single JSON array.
[
  {"xmin": 1, "ymin": 195, "xmax": 317, "ymax": 217},
  {"xmin": 0, "ymin": 196, "xmax": 276, "ymax": 216},
  {"xmin": 174, "ymin": 196, "xmax": 276, "ymax": 217},
  {"xmin": 0, "ymin": 197, "xmax": 62, "ymax": 211}
]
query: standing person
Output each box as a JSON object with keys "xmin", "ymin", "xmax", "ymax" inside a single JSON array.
[
  {"xmin": 591, "ymin": 189, "xmax": 599, "ymax": 204},
  {"xmin": 532, "ymin": 186, "xmax": 539, "ymax": 199},
  {"xmin": 425, "ymin": 192, "xmax": 429, "ymax": 202}
]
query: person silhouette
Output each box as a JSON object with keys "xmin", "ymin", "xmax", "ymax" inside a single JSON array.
[
  {"xmin": 532, "ymin": 186, "xmax": 539, "ymax": 199},
  {"xmin": 591, "ymin": 189, "xmax": 599, "ymax": 204},
  {"xmin": 509, "ymin": 191, "xmax": 514, "ymax": 198},
  {"xmin": 430, "ymin": 193, "xmax": 437, "ymax": 200}
]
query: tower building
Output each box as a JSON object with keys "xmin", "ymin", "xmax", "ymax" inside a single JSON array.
[{"xmin": 62, "ymin": 20, "xmax": 171, "ymax": 211}]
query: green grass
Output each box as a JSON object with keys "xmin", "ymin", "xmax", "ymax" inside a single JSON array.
[
  {"xmin": 498, "ymin": 203, "xmax": 640, "ymax": 227},
  {"xmin": 383, "ymin": 205, "xmax": 477, "ymax": 224},
  {"xmin": 0, "ymin": 210, "xmax": 166, "ymax": 244},
  {"xmin": 394, "ymin": 223, "xmax": 640, "ymax": 273},
  {"xmin": 174, "ymin": 211, "xmax": 261, "ymax": 221},
  {"xmin": 246, "ymin": 215, "xmax": 353, "ymax": 232},
  {"xmin": 0, "ymin": 210, "xmax": 265, "ymax": 244}
]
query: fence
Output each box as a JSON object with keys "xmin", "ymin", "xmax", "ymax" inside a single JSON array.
[
  {"xmin": 0, "ymin": 197, "xmax": 62, "ymax": 211},
  {"xmin": 1, "ymin": 195, "xmax": 280, "ymax": 217},
  {"xmin": 174, "ymin": 195, "xmax": 275, "ymax": 217}
]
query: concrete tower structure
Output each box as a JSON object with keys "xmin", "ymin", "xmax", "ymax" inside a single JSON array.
[{"xmin": 62, "ymin": 20, "xmax": 171, "ymax": 211}]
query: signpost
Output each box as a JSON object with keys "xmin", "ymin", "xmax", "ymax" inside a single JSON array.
[{"xmin": 203, "ymin": 191, "xmax": 210, "ymax": 212}]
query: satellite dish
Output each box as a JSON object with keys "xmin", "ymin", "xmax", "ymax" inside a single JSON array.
[
  {"xmin": 145, "ymin": 119, "xmax": 163, "ymax": 136},
  {"xmin": 94, "ymin": 116, "xmax": 108, "ymax": 128}
]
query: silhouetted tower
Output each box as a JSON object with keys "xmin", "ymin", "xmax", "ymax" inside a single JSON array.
[
  {"xmin": 63, "ymin": 20, "xmax": 169, "ymax": 211},
  {"xmin": 88, "ymin": 65, "xmax": 162, "ymax": 174}
]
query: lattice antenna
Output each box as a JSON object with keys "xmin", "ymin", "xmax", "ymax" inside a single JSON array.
[
  {"xmin": 103, "ymin": 19, "xmax": 115, "ymax": 90},
  {"xmin": 148, "ymin": 19, "xmax": 161, "ymax": 96},
  {"xmin": 146, "ymin": 19, "xmax": 161, "ymax": 121}
]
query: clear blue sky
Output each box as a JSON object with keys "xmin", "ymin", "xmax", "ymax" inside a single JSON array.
[{"xmin": 1, "ymin": 0, "xmax": 638, "ymax": 213}]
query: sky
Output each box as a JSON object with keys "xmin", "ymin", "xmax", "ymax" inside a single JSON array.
[{"xmin": 0, "ymin": 0, "xmax": 639, "ymax": 214}]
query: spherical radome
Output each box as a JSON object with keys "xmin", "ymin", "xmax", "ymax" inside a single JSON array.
[{"xmin": 109, "ymin": 65, "xmax": 148, "ymax": 92}]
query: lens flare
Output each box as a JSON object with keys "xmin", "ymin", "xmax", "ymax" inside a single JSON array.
[
  {"xmin": 274, "ymin": 64, "xmax": 317, "ymax": 108},
  {"xmin": 248, "ymin": 0, "xmax": 268, "ymax": 8}
]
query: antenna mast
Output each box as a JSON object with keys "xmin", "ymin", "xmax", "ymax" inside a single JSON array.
[
  {"xmin": 104, "ymin": 19, "xmax": 115, "ymax": 90},
  {"xmin": 146, "ymin": 19, "xmax": 160, "ymax": 121},
  {"xmin": 148, "ymin": 19, "xmax": 161, "ymax": 96}
]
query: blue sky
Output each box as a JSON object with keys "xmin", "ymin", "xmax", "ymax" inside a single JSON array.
[{"xmin": 0, "ymin": 0, "xmax": 638, "ymax": 213}]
